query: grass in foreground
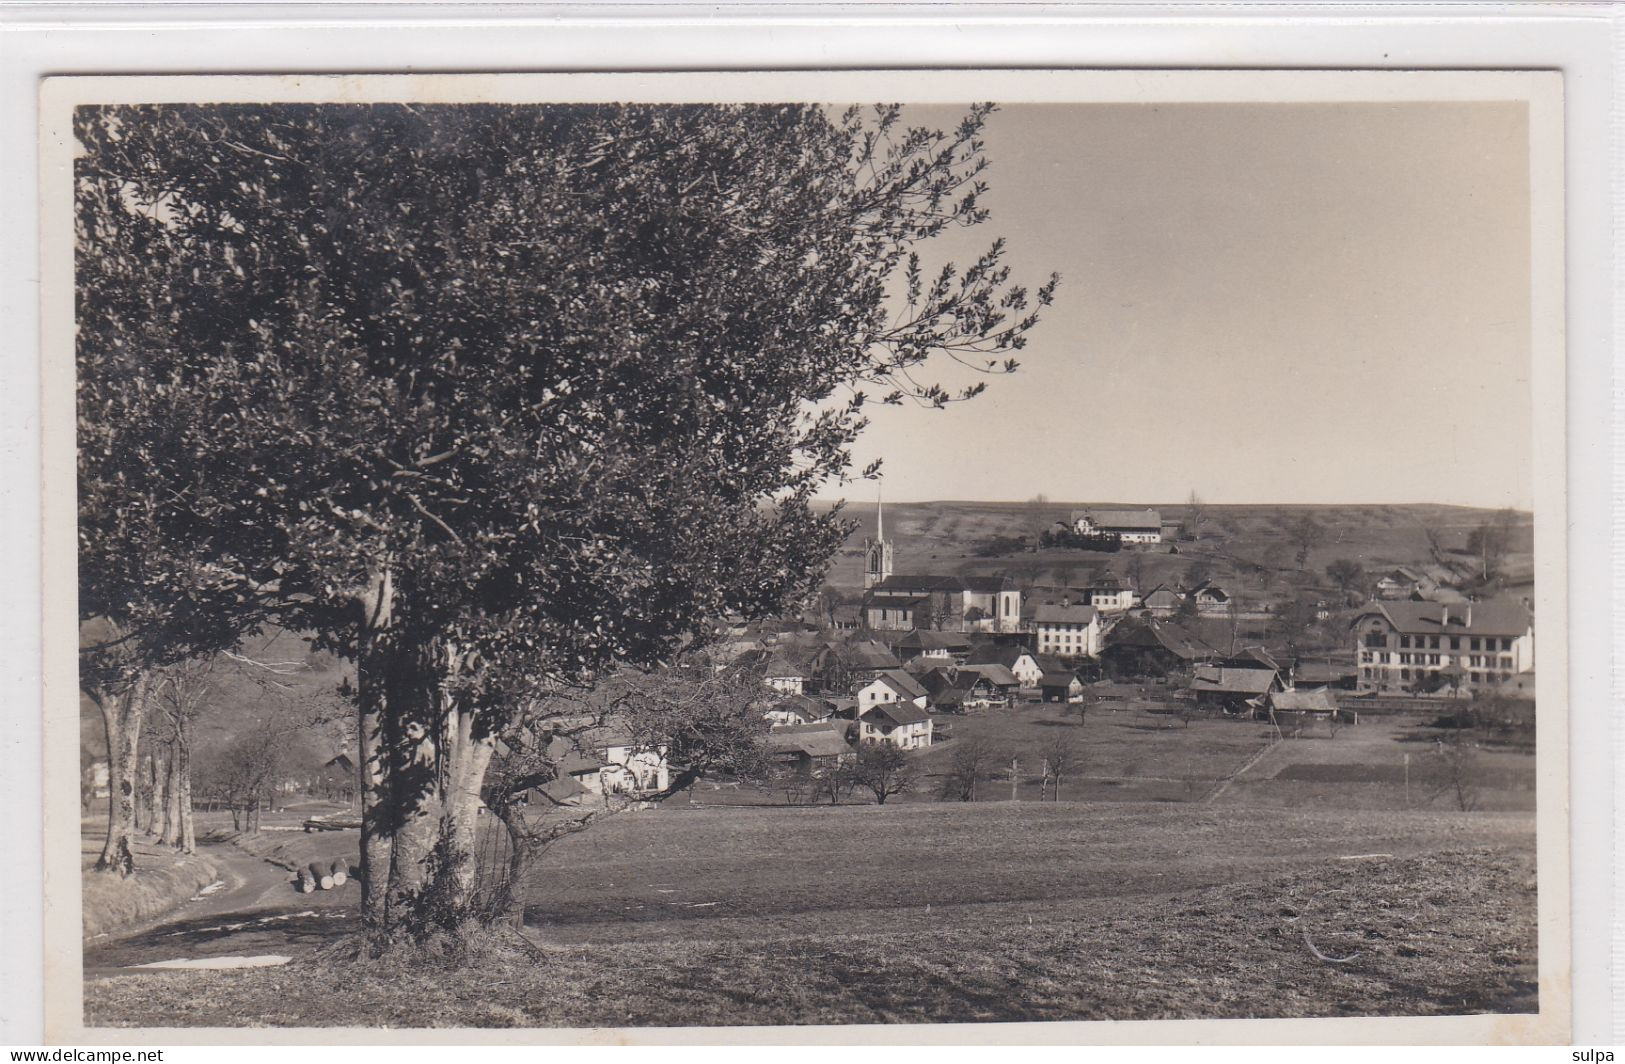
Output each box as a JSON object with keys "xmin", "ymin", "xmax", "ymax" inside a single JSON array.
[{"xmin": 85, "ymin": 846, "xmax": 1536, "ymax": 1028}]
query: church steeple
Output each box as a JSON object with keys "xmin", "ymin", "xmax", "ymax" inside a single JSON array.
[{"xmin": 863, "ymin": 478, "xmax": 894, "ymax": 589}]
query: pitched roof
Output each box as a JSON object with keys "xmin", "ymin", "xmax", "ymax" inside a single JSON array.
[
  {"xmin": 1353, "ymin": 599, "xmax": 1532, "ymax": 638},
  {"xmin": 1106, "ymin": 618, "xmax": 1218, "ymax": 660},
  {"xmin": 1292, "ymin": 662, "xmax": 1357, "ymax": 684},
  {"xmin": 1040, "ymin": 671, "xmax": 1083, "ymax": 688},
  {"xmin": 868, "ymin": 668, "xmax": 927, "ymax": 701},
  {"xmin": 1270, "ymin": 688, "xmax": 1340, "ymax": 713},
  {"xmin": 840, "ymin": 640, "xmax": 903, "ymax": 670},
  {"xmin": 928, "ymin": 685, "xmax": 970, "ymax": 708},
  {"xmin": 965, "ymin": 663, "xmax": 1020, "ymax": 688},
  {"xmin": 766, "ymin": 694, "xmax": 831, "ymax": 723},
  {"xmin": 961, "ymin": 574, "xmax": 1016, "ymax": 593},
  {"xmin": 1190, "ymin": 667, "xmax": 1279, "ymax": 695},
  {"xmin": 1223, "ymin": 646, "xmax": 1283, "ymax": 672},
  {"xmin": 1031, "ymin": 603, "xmax": 1100, "ymax": 626},
  {"xmin": 766, "ymin": 722, "xmax": 854, "ymax": 758},
  {"xmin": 861, "ymin": 701, "xmax": 931, "ymax": 726},
  {"xmin": 1069, "ymin": 508, "xmax": 1162, "ymax": 531},
  {"xmin": 964, "ymin": 644, "xmax": 1037, "ymax": 669},
  {"xmin": 896, "ymin": 629, "xmax": 972, "ymax": 652}
]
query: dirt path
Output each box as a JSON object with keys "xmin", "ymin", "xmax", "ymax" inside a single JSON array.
[{"xmin": 84, "ymin": 841, "xmax": 357, "ymax": 976}]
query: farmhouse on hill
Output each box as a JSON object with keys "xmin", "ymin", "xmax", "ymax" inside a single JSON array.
[{"xmin": 1070, "ymin": 507, "xmax": 1163, "ymax": 544}]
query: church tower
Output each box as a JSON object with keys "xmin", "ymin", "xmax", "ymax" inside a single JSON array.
[{"xmin": 863, "ymin": 480, "xmax": 894, "ymax": 589}]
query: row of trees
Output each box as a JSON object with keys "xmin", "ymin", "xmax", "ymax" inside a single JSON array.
[{"xmin": 77, "ymin": 101, "xmax": 1060, "ymax": 940}]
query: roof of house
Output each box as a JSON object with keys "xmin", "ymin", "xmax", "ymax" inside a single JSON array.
[
  {"xmin": 766, "ymin": 722, "xmax": 854, "ymax": 758},
  {"xmin": 1223, "ymin": 646, "xmax": 1283, "ymax": 672},
  {"xmin": 534, "ymin": 774, "xmax": 589, "ymax": 804},
  {"xmin": 1190, "ymin": 581, "xmax": 1229, "ymax": 602},
  {"xmin": 1070, "ymin": 508, "xmax": 1162, "ymax": 531},
  {"xmin": 896, "ymin": 629, "xmax": 972, "ymax": 652},
  {"xmin": 928, "ymin": 685, "xmax": 970, "ymax": 708},
  {"xmin": 871, "ymin": 669, "xmax": 927, "ymax": 701},
  {"xmin": 1141, "ymin": 585, "xmax": 1183, "ymax": 606},
  {"xmin": 838, "ymin": 640, "xmax": 903, "ymax": 670},
  {"xmin": 1040, "ymin": 671, "xmax": 1084, "ymax": 688},
  {"xmin": 1353, "ymin": 599, "xmax": 1533, "ymax": 638},
  {"xmin": 961, "ymin": 574, "xmax": 1017, "ymax": 593},
  {"xmin": 964, "ymin": 644, "xmax": 1038, "ymax": 670},
  {"xmin": 1270, "ymin": 688, "xmax": 1340, "ymax": 713},
  {"xmin": 766, "ymin": 694, "xmax": 831, "ymax": 723},
  {"xmin": 966, "ymin": 663, "xmax": 1020, "ymax": 688},
  {"xmin": 1292, "ymin": 662, "xmax": 1357, "ymax": 684},
  {"xmin": 861, "ymin": 701, "xmax": 932, "ymax": 727},
  {"xmin": 1104, "ymin": 618, "xmax": 1218, "ymax": 660},
  {"xmin": 1190, "ymin": 667, "xmax": 1279, "ymax": 695},
  {"xmin": 1031, "ymin": 603, "xmax": 1100, "ymax": 626}
]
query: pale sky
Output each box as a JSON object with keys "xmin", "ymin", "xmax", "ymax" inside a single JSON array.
[{"xmin": 831, "ymin": 101, "xmax": 1533, "ymax": 510}]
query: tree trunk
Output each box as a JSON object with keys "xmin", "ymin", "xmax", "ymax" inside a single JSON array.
[
  {"xmin": 93, "ymin": 674, "xmax": 150, "ymax": 876},
  {"xmin": 176, "ymin": 724, "xmax": 196, "ymax": 854},
  {"xmin": 138, "ymin": 752, "xmax": 157, "ymax": 834},
  {"xmin": 440, "ymin": 706, "xmax": 496, "ymax": 909},
  {"xmin": 161, "ymin": 745, "xmax": 182, "ymax": 846},
  {"xmin": 357, "ymin": 562, "xmax": 397, "ymax": 929}
]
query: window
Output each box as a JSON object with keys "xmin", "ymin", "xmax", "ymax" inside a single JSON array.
[
  {"xmin": 1470, "ymin": 637, "xmax": 1482, "ymax": 651},
  {"xmin": 1501, "ymin": 638, "xmax": 1513, "ymax": 651},
  {"xmin": 1431, "ymin": 637, "xmax": 1441, "ymax": 649},
  {"xmin": 1449, "ymin": 637, "xmax": 1460, "ymax": 651}
]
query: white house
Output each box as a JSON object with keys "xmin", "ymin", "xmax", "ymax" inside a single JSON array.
[
  {"xmin": 1351, "ymin": 599, "xmax": 1534, "ymax": 693},
  {"xmin": 1029, "ymin": 603, "xmax": 1103, "ymax": 659},
  {"xmin": 1070, "ymin": 508, "xmax": 1163, "ymax": 545},
  {"xmin": 853, "ymin": 668, "xmax": 930, "ymax": 712},
  {"xmin": 857, "ymin": 701, "xmax": 934, "ymax": 750},
  {"xmin": 964, "ymin": 644, "xmax": 1044, "ymax": 688}
]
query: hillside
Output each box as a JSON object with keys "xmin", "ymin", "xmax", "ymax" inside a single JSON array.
[{"xmin": 820, "ymin": 499, "xmax": 1533, "ymax": 603}]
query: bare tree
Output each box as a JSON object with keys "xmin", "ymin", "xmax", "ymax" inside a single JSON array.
[
  {"xmin": 939, "ymin": 737, "xmax": 998, "ymax": 801},
  {"xmin": 1288, "ymin": 514, "xmax": 1325, "ymax": 570},
  {"xmin": 1184, "ymin": 490, "xmax": 1205, "ymax": 541},
  {"xmin": 1432, "ymin": 730, "xmax": 1482, "ymax": 812},
  {"xmin": 851, "ymin": 743, "xmax": 916, "ymax": 805},
  {"xmin": 1042, "ymin": 733, "xmax": 1083, "ymax": 801},
  {"xmin": 1025, "ymin": 493, "xmax": 1051, "ymax": 550}
]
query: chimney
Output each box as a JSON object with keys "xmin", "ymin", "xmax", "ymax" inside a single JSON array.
[
  {"xmin": 1466, "ymin": 605, "xmax": 1473, "ymax": 627},
  {"xmin": 1441, "ymin": 604, "xmax": 1449, "ymax": 626}
]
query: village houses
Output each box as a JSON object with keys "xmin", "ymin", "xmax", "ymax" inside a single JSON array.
[{"xmin": 1069, "ymin": 507, "xmax": 1163, "ymax": 545}]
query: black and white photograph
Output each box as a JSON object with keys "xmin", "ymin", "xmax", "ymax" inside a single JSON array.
[{"xmin": 41, "ymin": 70, "xmax": 1568, "ymax": 1042}]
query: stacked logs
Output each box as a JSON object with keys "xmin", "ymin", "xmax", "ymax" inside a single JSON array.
[{"xmin": 295, "ymin": 858, "xmax": 356, "ymax": 894}]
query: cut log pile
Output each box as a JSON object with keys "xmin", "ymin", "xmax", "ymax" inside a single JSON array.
[{"xmin": 294, "ymin": 858, "xmax": 360, "ymax": 893}]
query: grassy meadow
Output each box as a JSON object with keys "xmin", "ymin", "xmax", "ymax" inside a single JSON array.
[{"xmin": 85, "ymin": 800, "xmax": 1537, "ymax": 1026}]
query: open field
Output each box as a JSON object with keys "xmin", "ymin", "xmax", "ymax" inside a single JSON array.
[{"xmin": 85, "ymin": 800, "xmax": 1536, "ymax": 1027}]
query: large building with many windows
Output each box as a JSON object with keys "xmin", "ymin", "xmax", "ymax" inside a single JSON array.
[{"xmin": 1351, "ymin": 600, "xmax": 1533, "ymax": 693}]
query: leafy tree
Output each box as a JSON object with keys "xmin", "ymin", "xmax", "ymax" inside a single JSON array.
[
  {"xmin": 1324, "ymin": 558, "xmax": 1367, "ymax": 596},
  {"xmin": 75, "ymin": 102, "xmax": 1058, "ymax": 932},
  {"xmin": 850, "ymin": 742, "xmax": 915, "ymax": 804}
]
